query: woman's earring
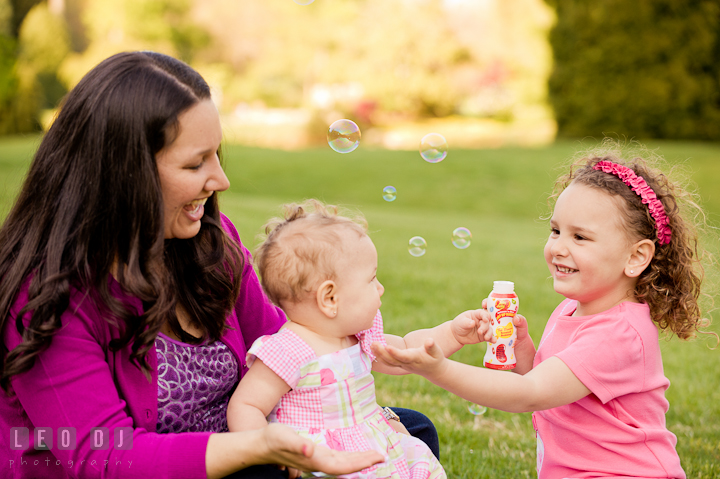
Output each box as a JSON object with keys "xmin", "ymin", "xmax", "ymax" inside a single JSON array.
[
  {"xmin": 332, "ymin": 310, "xmax": 337, "ymax": 316},
  {"xmin": 630, "ymin": 270, "xmax": 635, "ymax": 274}
]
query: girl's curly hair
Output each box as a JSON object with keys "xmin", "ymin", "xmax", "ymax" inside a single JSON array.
[{"xmin": 551, "ymin": 141, "xmax": 715, "ymax": 341}]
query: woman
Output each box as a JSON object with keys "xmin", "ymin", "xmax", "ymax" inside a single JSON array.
[
  {"xmin": 0, "ymin": 51, "xmax": 386, "ymax": 479},
  {"xmin": 1, "ymin": 51, "xmax": 439, "ymax": 479}
]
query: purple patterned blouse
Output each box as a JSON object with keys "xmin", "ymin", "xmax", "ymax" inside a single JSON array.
[{"xmin": 155, "ymin": 332, "xmax": 239, "ymax": 434}]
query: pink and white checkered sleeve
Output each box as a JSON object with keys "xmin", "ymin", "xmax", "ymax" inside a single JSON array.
[
  {"xmin": 356, "ymin": 309, "xmax": 387, "ymax": 361},
  {"xmin": 246, "ymin": 331, "xmax": 314, "ymax": 389}
]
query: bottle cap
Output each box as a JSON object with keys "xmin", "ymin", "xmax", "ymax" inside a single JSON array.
[{"xmin": 492, "ymin": 281, "xmax": 515, "ymax": 294}]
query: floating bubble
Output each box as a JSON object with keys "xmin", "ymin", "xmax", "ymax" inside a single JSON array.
[
  {"xmin": 452, "ymin": 227, "xmax": 472, "ymax": 249},
  {"xmin": 468, "ymin": 403, "xmax": 487, "ymax": 416},
  {"xmin": 383, "ymin": 186, "xmax": 397, "ymax": 202},
  {"xmin": 293, "ymin": 0, "xmax": 314, "ymax": 4},
  {"xmin": 419, "ymin": 133, "xmax": 448, "ymax": 163},
  {"xmin": 327, "ymin": 119, "xmax": 361, "ymax": 154},
  {"xmin": 408, "ymin": 236, "xmax": 427, "ymax": 257}
]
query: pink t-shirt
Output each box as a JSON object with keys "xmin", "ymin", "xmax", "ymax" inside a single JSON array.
[{"xmin": 532, "ymin": 299, "xmax": 685, "ymax": 479}]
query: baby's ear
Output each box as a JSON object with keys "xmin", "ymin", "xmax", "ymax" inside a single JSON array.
[
  {"xmin": 316, "ymin": 280, "xmax": 339, "ymax": 319},
  {"xmin": 625, "ymin": 239, "xmax": 655, "ymax": 277}
]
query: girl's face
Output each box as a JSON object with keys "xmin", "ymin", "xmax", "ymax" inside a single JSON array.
[
  {"xmin": 155, "ymin": 99, "xmax": 230, "ymax": 239},
  {"xmin": 335, "ymin": 233, "xmax": 385, "ymax": 333},
  {"xmin": 544, "ymin": 182, "xmax": 638, "ymax": 316}
]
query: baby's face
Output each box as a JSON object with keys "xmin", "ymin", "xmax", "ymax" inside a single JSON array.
[{"xmin": 334, "ymin": 233, "xmax": 384, "ymax": 334}]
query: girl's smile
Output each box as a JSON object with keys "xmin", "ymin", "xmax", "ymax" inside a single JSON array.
[{"xmin": 553, "ymin": 264, "xmax": 578, "ymax": 275}]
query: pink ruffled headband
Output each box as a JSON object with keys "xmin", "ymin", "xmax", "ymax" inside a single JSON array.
[{"xmin": 592, "ymin": 161, "xmax": 672, "ymax": 245}]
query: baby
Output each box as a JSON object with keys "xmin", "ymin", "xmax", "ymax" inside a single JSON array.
[{"xmin": 228, "ymin": 200, "xmax": 485, "ymax": 478}]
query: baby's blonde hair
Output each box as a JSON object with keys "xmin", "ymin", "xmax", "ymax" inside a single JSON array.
[{"xmin": 254, "ymin": 200, "xmax": 368, "ymax": 307}]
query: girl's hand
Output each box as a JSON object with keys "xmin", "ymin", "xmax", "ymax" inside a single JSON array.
[
  {"xmin": 509, "ymin": 313, "xmax": 535, "ymax": 375},
  {"xmin": 480, "ymin": 298, "xmax": 530, "ymax": 344},
  {"xmin": 480, "ymin": 299, "xmax": 530, "ymax": 345},
  {"xmin": 372, "ymin": 338, "xmax": 447, "ymax": 380},
  {"xmin": 261, "ymin": 423, "xmax": 384, "ymax": 475},
  {"xmin": 450, "ymin": 309, "xmax": 492, "ymax": 345},
  {"xmin": 513, "ymin": 314, "xmax": 531, "ymax": 343}
]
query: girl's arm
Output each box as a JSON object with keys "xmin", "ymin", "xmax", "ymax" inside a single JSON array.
[
  {"xmin": 205, "ymin": 424, "xmax": 384, "ymax": 479},
  {"xmin": 373, "ymin": 339, "xmax": 590, "ymax": 412},
  {"xmin": 504, "ymin": 314, "xmax": 536, "ymax": 375},
  {"xmin": 374, "ymin": 308, "xmax": 487, "ymax": 375},
  {"xmin": 227, "ymin": 359, "xmax": 291, "ymax": 432}
]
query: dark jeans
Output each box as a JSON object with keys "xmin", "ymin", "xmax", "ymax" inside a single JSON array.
[
  {"xmin": 391, "ymin": 407, "xmax": 440, "ymax": 460},
  {"xmin": 223, "ymin": 408, "xmax": 439, "ymax": 479}
]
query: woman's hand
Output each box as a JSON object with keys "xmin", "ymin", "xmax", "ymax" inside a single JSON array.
[
  {"xmin": 386, "ymin": 418, "xmax": 411, "ymax": 436},
  {"xmin": 206, "ymin": 424, "xmax": 384, "ymax": 479},
  {"xmin": 260, "ymin": 424, "xmax": 384, "ymax": 476},
  {"xmin": 286, "ymin": 466, "xmax": 302, "ymax": 479},
  {"xmin": 371, "ymin": 338, "xmax": 448, "ymax": 380}
]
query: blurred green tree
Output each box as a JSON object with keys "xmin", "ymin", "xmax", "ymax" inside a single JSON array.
[
  {"xmin": 18, "ymin": 2, "xmax": 71, "ymax": 103},
  {"xmin": 548, "ymin": 0, "xmax": 720, "ymax": 140},
  {"xmin": 0, "ymin": 0, "xmax": 20, "ymax": 134},
  {"xmin": 194, "ymin": 0, "xmax": 553, "ymax": 126},
  {"xmin": 0, "ymin": 1, "xmax": 69, "ymax": 133},
  {"xmin": 9, "ymin": 0, "xmax": 42, "ymax": 36},
  {"xmin": 1, "ymin": 0, "xmax": 554, "ymax": 139},
  {"xmin": 59, "ymin": 0, "xmax": 210, "ymax": 88},
  {"xmin": 198, "ymin": 0, "xmax": 471, "ymax": 117},
  {"xmin": 124, "ymin": 0, "xmax": 209, "ymax": 62},
  {"xmin": 0, "ymin": 0, "xmax": 11, "ymax": 36}
]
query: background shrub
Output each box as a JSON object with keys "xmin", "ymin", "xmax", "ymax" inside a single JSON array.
[{"xmin": 547, "ymin": 0, "xmax": 720, "ymax": 140}]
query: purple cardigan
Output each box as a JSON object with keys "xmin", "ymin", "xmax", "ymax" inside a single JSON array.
[{"xmin": 0, "ymin": 215, "xmax": 286, "ymax": 479}]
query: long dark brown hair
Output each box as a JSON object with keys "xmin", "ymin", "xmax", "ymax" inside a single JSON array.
[{"xmin": 0, "ymin": 51, "xmax": 243, "ymax": 391}]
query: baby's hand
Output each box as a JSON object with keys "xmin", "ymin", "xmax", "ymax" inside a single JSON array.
[
  {"xmin": 371, "ymin": 339, "xmax": 447, "ymax": 380},
  {"xmin": 450, "ymin": 308, "xmax": 492, "ymax": 346}
]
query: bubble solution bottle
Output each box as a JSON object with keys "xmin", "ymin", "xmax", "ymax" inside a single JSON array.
[{"xmin": 483, "ymin": 281, "xmax": 519, "ymax": 370}]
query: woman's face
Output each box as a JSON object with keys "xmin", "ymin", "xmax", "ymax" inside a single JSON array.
[{"xmin": 155, "ymin": 99, "xmax": 229, "ymax": 239}]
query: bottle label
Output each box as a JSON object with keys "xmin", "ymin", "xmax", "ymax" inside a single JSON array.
[{"xmin": 484, "ymin": 291, "xmax": 519, "ymax": 370}]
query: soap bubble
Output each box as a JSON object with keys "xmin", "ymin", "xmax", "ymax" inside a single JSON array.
[
  {"xmin": 408, "ymin": 236, "xmax": 427, "ymax": 257},
  {"xmin": 293, "ymin": 0, "xmax": 314, "ymax": 4},
  {"xmin": 468, "ymin": 403, "xmax": 487, "ymax": 416},
  {"xmin": 328, "ymin": 119, "xmax": 361, "ymax": 153},
  {"xmin": 419, "ymin": 133, "xmax": 448, "ymax": 163},
  {"xmin": 382, "ymin": 186, "xmax": 397, "ymax": 202},
  {"xmin": 452, "ymin": 227, "xmax": 472, "ymax": 249}
]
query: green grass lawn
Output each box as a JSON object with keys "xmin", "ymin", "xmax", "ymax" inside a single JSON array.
[{"xmin": 2, "ymin": 135, "xmax": 719, "ymax": 477}]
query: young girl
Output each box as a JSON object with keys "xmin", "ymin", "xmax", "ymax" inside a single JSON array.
[
  {"xmin": 228, "ymin": 200, "xmax": 486, "ymax": 479},
  {"xmin": 374, "ymin": 148, "xmax": 715, "ymax": 478}
]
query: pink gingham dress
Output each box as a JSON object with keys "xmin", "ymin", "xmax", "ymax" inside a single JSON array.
[{"xmin": 246, "ymin": 311, "xmax": 446, "ymax": 479}]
